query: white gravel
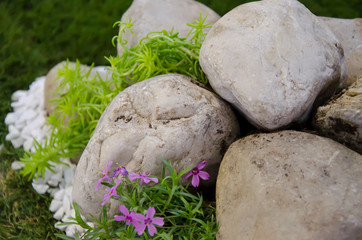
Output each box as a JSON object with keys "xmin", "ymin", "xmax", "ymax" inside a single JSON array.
[{"xmin": 5, "ymin": 76, "xmax": 89, "ymax": 237}]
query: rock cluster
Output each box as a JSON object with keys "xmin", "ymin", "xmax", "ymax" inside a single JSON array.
[{"xmin": 4, "ymin": 0, "xmax": 362, "ymax": 238}]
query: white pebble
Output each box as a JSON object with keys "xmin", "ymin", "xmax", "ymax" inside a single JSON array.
[
  {"xmin": 32, "ymin": 182, "xmax": 49, "ymax": 194},
  {"xmin": 64, "ymin": 166, "xmax": 75, "ymax": 187},
  {"xmin": 11, "ymin": 90, "xmax": 27, "ymax": 101},
  {"xmin": 54, "ymin": 189, "xmax": 66, "ymax": 200},
  {"xmin": 4, "ymin": 112, "xmax": 17, "ymax": 125},
  {"xmin": 10, "ymin": 138, "xmax": 25, "ymax": 148},
  {"xmin": 54, "ymin": 221, "xmax": 67, "ymax": 231},
  {"xmin": 11, "ymin": 161, "xmax": 25, "ymax": 170},
  {"xmin": 54, "ymin": 207, "xmax": 65, "ymax": 220},
  {"xmin": 23, "ymin": 138, "xmax": 34, "ymax": 151},
  {"xmin": 17, "ymin": 109, "xmax": 37, "ymax": 123},
  {"xmin": 5, "ymin": 131, "xmax": 19, "ymax": 141},
  {"xmin": 49, "ymin": 199, "xmax": 63, "ymax": 212}
]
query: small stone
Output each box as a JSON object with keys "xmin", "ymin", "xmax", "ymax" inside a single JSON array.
[
  {"xmin": 53, "ymin": 207, "xmax": 65, "ymax": 220},
  {"xmin": 11, "ymin": 161, "xmax": 25, "ymax": 170},
  {"xmin": 5, "ymin": 112, "xmax": 17, "ymax": 125},
  {"xmin": 11, "ymin": 90, "xmax": 27, "ymax": 101},
  {"xmin": 54, "ymin": 189, "xmax": 65, "ymax": 200},
  {"xmin": 49, "ymin": 199, "xmax": 63, "ymax": 212},
  {"xmin": 31, "ymin": 182, "xmax": 49, "ymax": 194},
  {"xmin": 54, "ymin": 221, "xmax": 67, "ymax": 231},
  {"xmin": 10, "ymin": 138, "xmax": 24, "ymax": 148}
]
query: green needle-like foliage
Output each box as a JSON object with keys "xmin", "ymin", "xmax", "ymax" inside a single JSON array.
[{"xmin": 19, "ymin": 16, "xmax": 211, "ymax": 180}]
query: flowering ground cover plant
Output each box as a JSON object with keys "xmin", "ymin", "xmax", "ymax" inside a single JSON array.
[
  {"xmin": 56, "ymin": 159, "xmax": 217, "ymax": 239},
  {"xmin": 18, "ymin": 15, "xmax": 211, "ymax": 181}
]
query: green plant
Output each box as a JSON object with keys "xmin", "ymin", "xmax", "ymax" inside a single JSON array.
[
  {"xmin": 55, "ymin": 159, "xmax": 218, "ymax": 239},
  {"xmin": 18, "ymin": 15, "xmax": 211, "ymax": 181}
]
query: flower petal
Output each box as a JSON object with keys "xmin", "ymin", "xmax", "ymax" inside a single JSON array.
[
  {"xmin": 148, "ymin": 176, "xmax": 158, "ymax": 183},
  {"xmin": 152, "ymin": 217, "xmax": 164, "ymax": 226},
  {"xmin": 114, "ymin": 215, "xmax": 126, "ymax": 221},
  {"xmin": 129, "ymin": 172, "xmax": 140, "ymax": 181},
  {"xmin": 184, "ymin": 171, "xmax": 193, "ymax": 180},
  {"xmin": 196, "ymin": 160, "xmax": 207, "ymax": 170},
  {"xmin": 134, "ymin": 222, "xmax": 146, "ymax": 235},
  {"xmin": 191, "ymin": 175, "xmax": 200, "ymax": 187},
  {"xmin": 198, "ymin": 171, "xmax": 210, "ymax": 180},
  {"xmin": 148, "ymin": 224, "xmax": 157, "ymax": 236},
  {"xmin": 146, "ymin": 207, "xmax": 156, "ymax": 218},
  {"xmin": 118, "ymin": 205, "xmax": 129, "ymax": 216}
]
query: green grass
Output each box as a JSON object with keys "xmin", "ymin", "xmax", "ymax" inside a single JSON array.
[{"xmin": 0, "ymin": 0, "xmax": 360, "ymax": 239}]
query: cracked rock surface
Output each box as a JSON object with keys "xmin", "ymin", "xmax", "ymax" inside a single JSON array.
[
  {"xmin": 313, "ymin": 77, "xmax": 362, "ymax": 154},
  {"xmin": 72, "ymin": 74, "xmax": 240, "ymax": 217},
  {"xmin": 216, "ymin": 130, "xmax": 362, "ymax": 240}
]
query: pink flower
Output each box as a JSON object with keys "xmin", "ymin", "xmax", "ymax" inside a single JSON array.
[
  {"xmin": 128, "ymin": 172, "xmax": 158, "ymax": 186},
  {"xmin": 101, "ymin": 179, "xmax": 121, "ymax": 206},
  {"xmin": 95, "ymin": 160, "xmax": 113, "ymax": 191},
  {"xmin": 114, "ymin": 205, "xmax": 142, "ymax": 226},
  {"xmin": 184, "ymin": 160, "xmax": 210, "ymax": 187},
  {"xmin": 133, "ymin": 207, "xmax": 164, "ymax": 236},
  {"xmin": 111, "ymin": 166, "xmax": 128, "ymax": 178}
]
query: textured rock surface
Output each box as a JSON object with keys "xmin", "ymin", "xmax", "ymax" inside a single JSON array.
[
  {"xmin": 72, "ymin": 74, "xmax": 240, "ymax": 217},
  {"xmin": 44, "ymin": 61, "xmax": 110, "ymax": 115},
  {"xmin": 320, "ymin": 17, "xmax": 362, "ymax": 87},
  {"xmin": 199, "ymin": 0, "xmax": 347, "ymax": 130},
  {"xmin": 313, "ymin": 77, "xmax": 362, "ymax": 154},
  {"xmin": 117, "ymin": 0, "xmax": 220, "ymax": 56},
  {"xmin": 216, "ymin": 130, "xmax": 362, "ymax": 240}
]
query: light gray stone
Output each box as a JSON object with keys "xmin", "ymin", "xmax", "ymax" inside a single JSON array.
[
  {"xmin": 313, "ymin": 77, "xmax": 362, "ymax": 154},
  {"xmin": 216, "ymin": 130, "xmax": 362, "ymax": 240},
  {"xmin": 117, "ymin": 0, "xmax": 220, "ymax": 56},
  {"xmin": 320, "ymin": 17, "xmax": 362, "ymax": 87},
  {"xmin": 199, "ymin": 0, "xmax": 347, "ymax": 130},
  {"xmin": 72, "ymin": 73, "xmax": 240, "ymax": 218}
]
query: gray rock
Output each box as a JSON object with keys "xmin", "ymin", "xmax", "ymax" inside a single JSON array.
[
  {"xmin": 72, "ymin": 73, "xmax": 240, "ymax": 217},
  {"xmin": 117, "ymin": 0, "xmax": 220, "ymax": 56},
  {"xmin": 44, "ymin": 61, "xmax": 111, "ymax": 115},
  {"xmin": 199, "ymin": 0, "xmax": 347, "ymax": 130},
  {"xmin": 320, "ymin": 17, "xmax": 362, "ymax": 87},
  {"xmin": 313, "ymin": 77, "xmax": 362, "ymax": 154},
  {"xmin": 216, "ymin": 130, "xmax": 362, "ymax": 240}
]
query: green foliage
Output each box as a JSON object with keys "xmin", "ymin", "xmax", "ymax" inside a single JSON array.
[
  {"xmin": 58, "ymin": 160, "xmax": 217, "ymax": 239},
  {"xmin": 19, "ymin": 16, "xmax": 211, "ymax": 180}
]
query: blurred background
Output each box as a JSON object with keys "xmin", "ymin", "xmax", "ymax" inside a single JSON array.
[{"xmin": 0, "ymin": 0, "xmax": 361, "ymax": 239}]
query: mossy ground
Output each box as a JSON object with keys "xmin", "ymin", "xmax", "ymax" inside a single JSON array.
[{"xmin": 0, "ymin": 0, "xmax": 360, "ymax": 239}]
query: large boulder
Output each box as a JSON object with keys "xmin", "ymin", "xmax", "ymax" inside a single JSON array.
[
  {"xmin": 216, "ymin": 130, "xmax": 362, "ymax": 240},
  {"xmin": 313, "ymin": 76, "xmax": 362, "ymax": 154},
  {"xmin": 44, "ymin": 61, "xmax": 111, "ymax": 115},
  {"xmin": 72, "ymin": 74, "xmax": 240, "ymax": 217},
  {"xmin": 117, "ymin": 0, "xmax": 220, "ymax": 56},
  {"xmin": 199, "ymin": 0, "xmax": 347, "ymax": 130},
  {"xmin": 320, "ymin": 17, "xmax": 362, "ymax": 87}
]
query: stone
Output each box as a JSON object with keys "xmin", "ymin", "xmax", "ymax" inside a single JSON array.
[
  {"xmin": 216, "ymin": 130, "xmax": 362, "ymax": 240},
  {"xmin": 117, "ymin": 0, "xmax": 220, "ymax": 56},
  {"xmin": 320, "ymin": 17, "xmax": 362, "ymax": 87},
  {"xmin": 313, "ymin": 77, "xmax": 362, "ymax": 154},
  {"xmin": 199, "ymin": 0, "xmax": 347, "ymax": 130},
  {"xmin": 44, "ymin": 61, "xmax": 111, "ymax": 115},
  {"xmin": 72, "ymin": 73, "xmax": 240, "ymax": 218}
]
